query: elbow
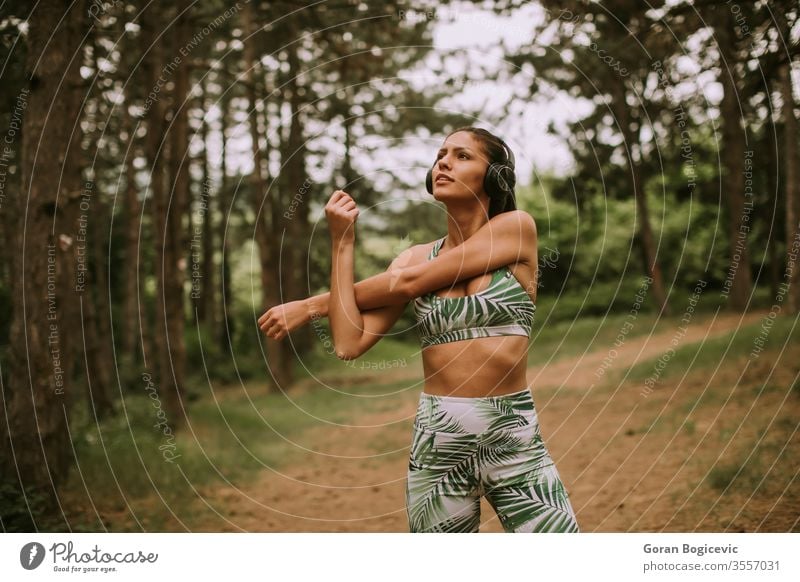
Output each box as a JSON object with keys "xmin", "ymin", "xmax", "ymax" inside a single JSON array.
[
  {"xmin": 398, "ymin": 268, "xmax": 418, "ymax": 301},
  {"xmin": 331, "ymin": 329, "xmax": 362, "ymax": 360},
  {"xmin": 330, "ymin": 321, "xmax": 365, "ymax": 361},
  {"xmin": 334, "ymin": 344, "xmax": 360, "ymax": 361}
]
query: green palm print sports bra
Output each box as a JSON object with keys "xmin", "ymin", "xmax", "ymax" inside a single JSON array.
[{"xmin": 413, "ymin": 236, "xmax": 537, "ymax": 349}]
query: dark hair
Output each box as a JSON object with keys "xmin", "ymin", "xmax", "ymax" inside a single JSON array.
[{"xmin": 445, "ymin": 126, "xmax": 517, "ymax": 218}]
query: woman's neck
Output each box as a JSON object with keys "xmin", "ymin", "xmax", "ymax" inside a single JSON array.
[{"xmin": 442, "ymin": 204, "xmax": 489, "ymax": 250}]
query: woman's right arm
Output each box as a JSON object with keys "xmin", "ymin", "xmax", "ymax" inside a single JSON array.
[{"xmin": 258, "ymin": 247, "xmax": 416, "ymax": 340}]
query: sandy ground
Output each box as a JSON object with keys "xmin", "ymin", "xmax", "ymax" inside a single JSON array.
[{"xmin": 162, "ymin": 309, "xmax": 798, "ymax": 532}]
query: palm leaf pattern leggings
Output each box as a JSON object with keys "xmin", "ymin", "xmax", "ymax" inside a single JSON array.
[{"xmin": 406, "ymin": 388, "xmax": 580, "ymax": 533}]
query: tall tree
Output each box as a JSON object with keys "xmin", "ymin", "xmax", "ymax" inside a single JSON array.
[
  {"xmin": 702, "ymin": 2, "xmax": 755, "ymax": 310},
  {"xmin": 122, "ymin": 93, "xmax": 144, "ymax": 363},
  {"xmin": 162, "ymin": 0, "xmax": 191, "ymax": 422},
  {"xmin": 80, "ymin": 26, "xmax": 116, "ymax": 419},
  {"xmin": 508, "ymin": 0, "xmax": 671, "ymax": 314},
  {"xmin": 1, "ymin": 0, "xmax": 88, "ymax": 528},
  {"xmin": 240, "ymin": 1, "xmax": 290, "ymax": 390},
  {"xmin": 779, "ymin": 60, "xmax": 799, "ymax": 313},
  {"xmin": 217, "ymin": 67, "xmax": 236, "ymax": 354},
  {"xmin": 198, "ymin": 85, "xmax": 218, "ymax": 330},
  {"xmin": 141, "ymin": 3, "xmax": 188, "ymax": 427}
]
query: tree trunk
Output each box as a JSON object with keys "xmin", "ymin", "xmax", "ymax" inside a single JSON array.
[
  {"xmin": 77, "ymin": 28, "xmax": 115, "ymax": 418},
  {"xmin": 241, "ymin": 2, "xmax": 289, "ymax": 391},
  {"xmin": 612, "ymin": 80, "xmax": 670, "ymax": 315},
  {"xmin": 281, "ymin": 40, "xmax": 314, "ymax": 360},
  {"xmin": 82, "ymin": 288, "xmax": 115, "ymax": 420},
  {"xmin": 199, "ymin": 92, "xmax": 217, "ymax": 331},
  {"xmin": 716, "ymin": 19, "xmax": 752, "ymax": 311},
  {"xmin": 83, "ymin": 196, "xmax": 115, "ymax": 419},
  {"xmin": 780, "ymin": 62, "xmax": 799, "ymax": 314},
  {"xmin": 141, "ymin": 5, "xmax": 186, "ymax": 431},
  {"xmin": 162, "ymin": 0, "xmax": 190, "ymax": 426},
  {"xmin": 122, "ymin": 110, "xmax": 143, "ymax": 363},
  {"xmin": 766, "ymin": 120, "xmax": 780, "ymax": 301},
  {"xmin": 632, "ymin": 159, "xmax": 670, "ymax": 315},
  {"xmin": 1, "ymin": 1, "xmax": 87, "ymax": 528},
  {"xmin": 217, "ymin": 77, "xmax": 234, "ymax": 353},
  {"xmin": 340, "ymin": 61, "xmax": 356, "ymax": 193}
]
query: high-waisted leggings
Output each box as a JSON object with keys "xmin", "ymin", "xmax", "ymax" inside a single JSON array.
[{"xmin": 406, "ymin": 387, "xmax": 580, "ymax": 533}]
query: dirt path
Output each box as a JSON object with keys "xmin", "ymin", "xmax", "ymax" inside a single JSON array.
[{"xmin": 183, "ymin": 310, "xmax": 799, "ymax": 532}]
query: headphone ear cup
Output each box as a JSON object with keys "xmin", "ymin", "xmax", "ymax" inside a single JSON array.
[
  {"xmin": 485, "ymin": 162, "xmax": 515, "ymax": 197},
  {"xmin": 484, "ymin": 163, "xmax": 503, "ymax": 198},
  {"xmin": 484, "ymin": 162, "xmax": 516, "ymax": 204},
  {"xmin": 496, "ymin": 164, "xmax": 515, "ymax": 194},
  {"xmin": 425, "ymin": 166, "xmax": 434, "ymax": 194}
]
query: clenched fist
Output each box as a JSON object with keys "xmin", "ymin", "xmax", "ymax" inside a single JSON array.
[
  {"xmin": 325, "ymin": 190, "xmax": 359, "ymax": 243},
  {"xmin": 258, "ymin": 300, "xmax": 309, "ymax": 340}
]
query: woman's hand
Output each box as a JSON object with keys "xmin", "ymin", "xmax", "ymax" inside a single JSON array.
[
  {"xmin": 258, "ymin": 300, "xmax": 310, "ymax": 340},
  {"xmin": 325, "ymin": 190, "xmax": 359, "ymax": 243}
]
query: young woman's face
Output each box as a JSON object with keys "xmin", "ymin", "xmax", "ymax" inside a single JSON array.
[{"xmin": 431, "ymin": 131, "xmax": 489, "ymax": 201}]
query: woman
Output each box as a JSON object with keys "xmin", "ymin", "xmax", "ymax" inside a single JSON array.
[{"xmin": 259, "ymin": 127, "xmax": 579, "ymax": 533}]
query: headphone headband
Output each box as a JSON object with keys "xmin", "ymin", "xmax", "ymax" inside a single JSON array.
[{"xmin": 496, "ymin": 137, "xmax": 515, "ymax": 170}]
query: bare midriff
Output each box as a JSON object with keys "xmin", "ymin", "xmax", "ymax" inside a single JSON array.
[{"xmin": 420, "ymin": 334, "xmax": 530, "ymax": 397}]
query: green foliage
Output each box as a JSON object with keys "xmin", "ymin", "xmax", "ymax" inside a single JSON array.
[
  {"xmin": 185, "ymin": 322, "xmax": 243, "ymax": 386},
  {"xmin": 535, "ymin": 277, "xmax": 657, "ymax": 323},
  {"xmin": 644, "ymin": 187, "xmax": 729, "ymax": 289},
  {"xmin": 0, "ymin": 482, "xmax": 60, "ymax": 532},
  {"xmin": 522, "ymin": 181, "xmax": 642, "ymax": 288},
  {"xmin": 520, "ymin": 175, "xmax": 735, "ymax": 298}
]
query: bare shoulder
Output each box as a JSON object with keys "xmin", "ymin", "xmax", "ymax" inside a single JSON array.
[
  {"xmin": 492, "ymin": 210, "xmax": 538, "ymax": 270},
  {"xmin": 490, "ymin": 209, "xmax": 537, "ymax": 234}
]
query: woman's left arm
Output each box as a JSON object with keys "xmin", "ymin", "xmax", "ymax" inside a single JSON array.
[{"xmin": 404, "ymin": 209, "xmax": 538, "ymax": 299}]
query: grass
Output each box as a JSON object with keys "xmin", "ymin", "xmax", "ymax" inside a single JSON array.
[
  {"xmin": 526, "ymin": 308, "xmax": 736, "ymax": 367},
  {"xmin": 625, "ymin": 313, "xmax": 799, "ymax": 385},
  {"xmin": 625, "ymin": 314, "xmax": 800, "ymax": 435},
  {"xmin": 64, "ymin": 376, "xmax": 417, "ymax": 531},
  {"xmin": 706, "ymin": 417, "xmax": 799, "ymax": 497}
]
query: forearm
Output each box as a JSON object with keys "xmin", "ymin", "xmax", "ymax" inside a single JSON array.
[
  {"xmin": 305, "ymin": 293, "xmax": 330, "ymax": 319},
  {"xmin": 304, "ymin": 267, "xmax": 411, "ymax": 319},
  {"xmin": 329, "ymin": 239, "xmax": 365, "ymax": 358}
]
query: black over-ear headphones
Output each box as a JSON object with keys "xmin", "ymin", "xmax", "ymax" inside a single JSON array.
[{"xmin": 425, "ymin": 135, "xmax": 517, "ymax": 200}]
